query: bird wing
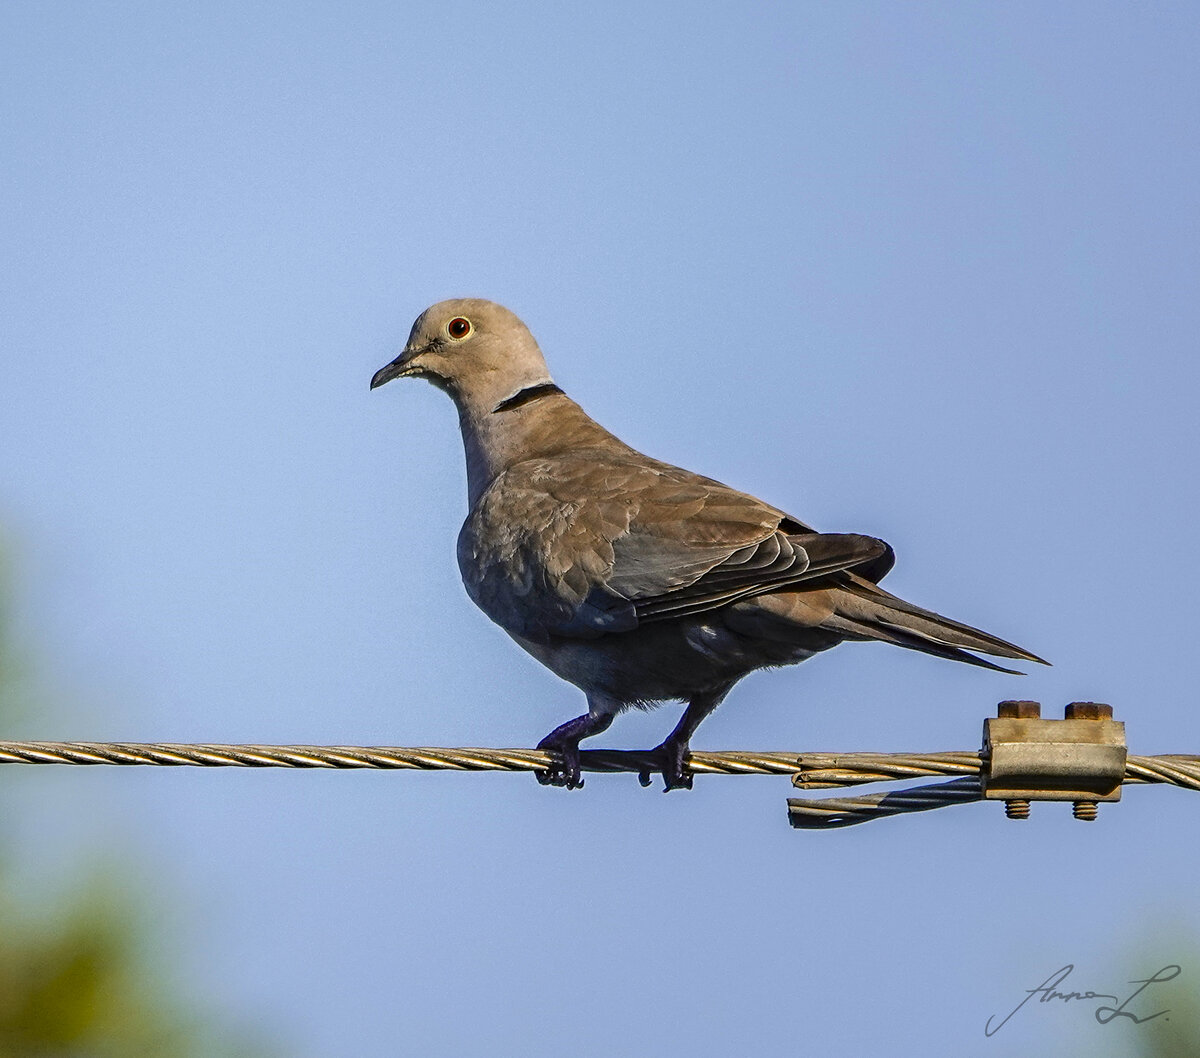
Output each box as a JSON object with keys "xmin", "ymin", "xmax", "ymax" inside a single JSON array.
[{"xmin": 458, "ymin": 449, "xmax": 887, "ymax": 640}]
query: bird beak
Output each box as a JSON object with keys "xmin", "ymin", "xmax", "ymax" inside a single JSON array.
[{"xmin": 370, "ymin": 350, "xmax": 416, "ymax": 390}]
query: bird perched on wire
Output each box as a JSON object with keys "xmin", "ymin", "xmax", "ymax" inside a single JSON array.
[{"xmin": 371, "ymin": 299, "xmax": 1045, "ymax": 791}]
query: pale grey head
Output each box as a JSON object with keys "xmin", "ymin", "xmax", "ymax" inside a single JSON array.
[{"xmin": 370, "ymin": 298, "xmax": 555, "ymax": 413}]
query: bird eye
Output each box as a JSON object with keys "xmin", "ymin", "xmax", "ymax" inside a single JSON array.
[{"xmin": 447, "ymin": 317, "xmax": 472, "ymax": 340}]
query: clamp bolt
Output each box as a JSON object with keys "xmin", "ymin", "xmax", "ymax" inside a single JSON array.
[
  {"xmin": 998, "ymin": 702, "xmax": 1040, "ymax": 817},
  {"xmin": 1067, "ymin": 702, "xmax": 1110, "ymax": 820}
]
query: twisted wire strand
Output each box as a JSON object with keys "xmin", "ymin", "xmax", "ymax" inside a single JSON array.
[
  {"xmin": 787, "ymin": 777, "xmax": 985, "ymax": 829},
  {"xmin": 0, "ymin": 741, "xmax": 812, "ymax": 775},
  {"xmin": 0, "ymin": 741, "xmax": 1194, "ymax": 786},
  {"xmin": 789, "ymin": 751, "xmax": 983, "ymax": 789},
  {"xmin": 0, "ymin": 742, "xmax": 1195, "ymax": 830},
  {"xmin": 1123, "ymin": 754, "xmax": 1200, "ymax": 791}
]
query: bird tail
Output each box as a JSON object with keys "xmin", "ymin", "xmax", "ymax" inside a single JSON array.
[{"xmin": 822, "ymin": 573, "xmax": 1048, "ymax": 674}]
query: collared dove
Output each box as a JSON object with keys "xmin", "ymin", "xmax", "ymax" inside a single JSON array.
[{"xmin": 371, "ymin": 298, "xmax": 1045, "ymax": 790}]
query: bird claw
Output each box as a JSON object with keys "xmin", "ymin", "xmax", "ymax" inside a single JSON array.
[
  {"xmin": 535, "ymin": 739, "xmax": 584, "ymax": 790},
  {"xmin": 535, "ymin": 767, "xmax": 584, "ymax": 789},
  {"xmin": 639, "ymin": 742, "xmax": 693, "ymax": 792},
  {"xmin": 662, "ymin": 769, "xmax": 693, "ymax": 792}
]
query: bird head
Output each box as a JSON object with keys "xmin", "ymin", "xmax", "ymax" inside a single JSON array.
[{"xmin": 370, "ymin": 299, "xmax": 554, "ymax": 410}]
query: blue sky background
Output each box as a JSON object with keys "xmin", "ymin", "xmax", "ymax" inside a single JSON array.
[{"xmin": 3, "ymin": 3, "xmax": 1199, "ymax": 1054}]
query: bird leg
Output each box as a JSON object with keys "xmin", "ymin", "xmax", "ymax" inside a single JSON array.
[
  {"xmin": 641, "ymin": 687, "xmax": 731, "ymax": 792},
  {"xmin": 535, "ymin": 710, "xmax": 613, "ymax": 790}
]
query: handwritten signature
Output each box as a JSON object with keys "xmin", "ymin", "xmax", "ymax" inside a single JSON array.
[{"xmin": 985, "ymin": 963, "xmax": 1182, "ymax": 1037}]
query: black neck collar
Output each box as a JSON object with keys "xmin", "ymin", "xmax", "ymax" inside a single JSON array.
[{"xmin": 492, "ymin": 382, "xmax": 564, "ymax": 413}]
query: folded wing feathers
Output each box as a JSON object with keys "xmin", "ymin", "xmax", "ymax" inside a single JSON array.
[
  {"xmin": 634, "ymin": 532, "xmax": 888, "ymax": 622},
  {"xmin": 823, "ymin": 573, "xmax": 1047, "ymax": 667},
  {"xmin": 820, "ymin": 612, "xmax": 1024, "ymax": 673}
]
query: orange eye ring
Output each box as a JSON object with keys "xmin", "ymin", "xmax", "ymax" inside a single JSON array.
[{"xmin": 447, "ymin": 317, "xmax": 472, "ymax": 340}]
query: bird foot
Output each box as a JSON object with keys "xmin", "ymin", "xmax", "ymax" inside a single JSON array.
[
  {"xmin": 535, "ymin": 736, "xmax": 584, "ymax": 790},
  {"xmin": 638, "ymin": 740, "xmax": 693, "ymax": 792}
]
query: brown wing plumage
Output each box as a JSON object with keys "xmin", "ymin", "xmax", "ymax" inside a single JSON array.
[{"xmin": 457, "ymin": 448, "xmax": 885, "ymax": 640}]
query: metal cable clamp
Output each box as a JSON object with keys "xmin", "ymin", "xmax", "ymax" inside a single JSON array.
[
  {"xmin": 983, "ymin": 700, "xmax": 1125, "ymax": 820},
  {"xmin": 788, "ymin": 700, "xmax": 1133, "ymax": 829}
]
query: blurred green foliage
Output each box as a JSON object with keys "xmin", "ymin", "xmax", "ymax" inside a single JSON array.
[
  {"xmin": 1067, "ymin": 927, "xmax": 1200, "ymax": 1058},
  {"xmin": 0, "ymin": 877, "xmax": 200, "ymax": 1057},
  {"xmin": 0, "ymin": 543, "xmax": 271, "ymax": 1057},
  {"xmin": 1128, "ymin": 937, "xmax": 1200, "ymax": 1058}
]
